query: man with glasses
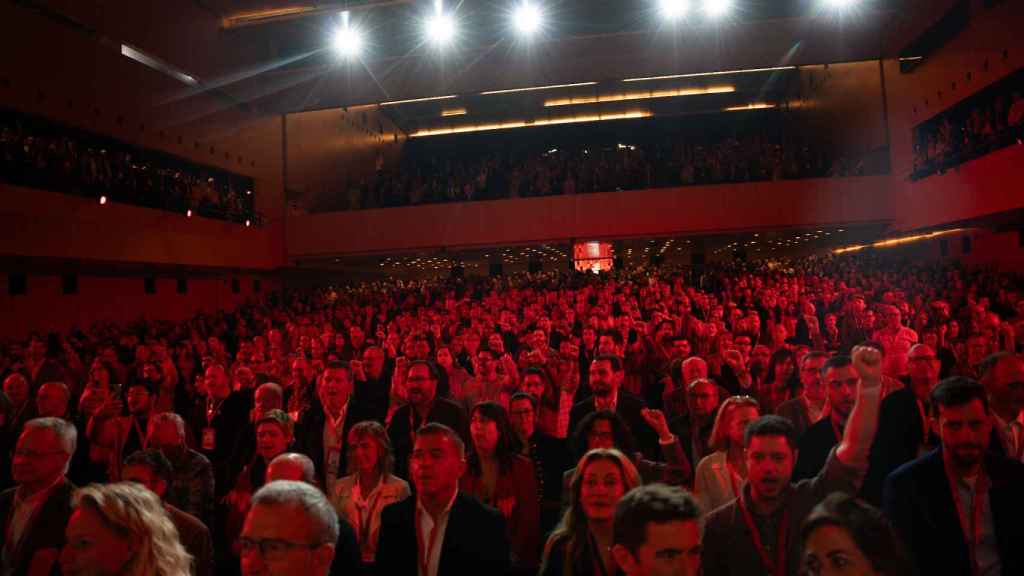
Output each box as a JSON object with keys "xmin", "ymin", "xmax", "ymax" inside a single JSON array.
[
  {"xmin": 777, "ymin": 351, "xmax": 829, "ymax": 440},
  {"xmin": 508, "ymin": 392, "xmax": 570, "ymax": 536},
  {"xmin": 387, "ymin": 361, "xmax": 469, "ymax": 479},
  {"xmin": 239, "ymin": 480, "xmax": 339, "ymax": 576},
  {"xmin": 0, "ymin": 417, "xmax": 77, "ymax": 576},
  {"xmin": 980, "ymin": 352, "xmax": 1024, "ymax": 460}
]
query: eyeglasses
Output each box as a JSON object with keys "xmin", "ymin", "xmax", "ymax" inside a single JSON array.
[{"xmin": 239, "ymin": 537, "xmax": 322, "ymax": 561}]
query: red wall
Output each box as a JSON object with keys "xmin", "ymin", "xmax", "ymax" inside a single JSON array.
[
  {"xmin": 287, "ymin": 176, "xmax": 894, "ymax": 259},
  {"xmin": 0, "ymin": 273, "xmax": 280, "ymax": 340}
]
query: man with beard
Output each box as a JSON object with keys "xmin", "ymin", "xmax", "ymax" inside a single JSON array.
[
  {"xmin": 791, "ymin": 355, "xmax": 858, "ymax": 481},
  {"xmin": 701, "ymin": 346, "xmax": 883, "ymax": 576},
  {"xmin": 569, "ymin": 355, "xmax": 660, "ymax": 460},
  {"xmin": 884, "ymin": 378, "xmax": 1024, "ymax": 575},
  {"xmin": 386, "ymin": 361, "xmax": 469, "ymax": 479}
]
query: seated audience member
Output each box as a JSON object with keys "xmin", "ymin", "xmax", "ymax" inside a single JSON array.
[
  {"xmin": 979, "ymin": 352, "xmax": 1024, "ymax": 459},
  {"xmin": 147, "ymin": 412, "xmax": 215, "ymax": 525},
  {"xmin": 2, "ymin": 373, "xmax": 34, "ymax": 434},
  {"xmin": 669, "ymin": 378, "xmax": 721, "ymax": 466},
  {"xmin": 801, "ymin": 492, "xmax": 912, "ymax": 576},
  {"xmin": 508, "ymin": 391, "xmax": 571, "ymax": 535},
  {"xmin": 34, "ymin": 381, "xmax": 70, "ymax": 419},
  {"xmin": 266, "ymin": 453, "xmax": 362, "ymax": 576},
  {"xmin": 376, "ymin": 423, "xmax": 511, "ymax": 576},
  {"xmin": 332, "ymin": 421, "xmax": 411, "ymax": 566},
  {"xmin": 60, "ymin": 481, "xmax": 193, "ymax": 576},
  {"xmin": 240, "ymin": 480, "xmax": 339, "ymax": 576},
  {"xmin": 775, "ymin": 351, "xmax": 829, "ymax": 439},
  {"xmin": 883, "ymin": 377, "xmax": 1024, "ymax": 576},
  {"xmin": 540, "ymin": 448, "xmax": 641, "ymax": 576},
  {"xmin": 562, "ymin": 410, "xmax": 690, "ymax": 513},
  {"xmin": 694, "ymin": 395, "xmax": 761, "ymax": 512},
  {"xmin": 611, "ymin": 485, "xmax": 703, "ymax": 576},
  {"xmin": 386, "ymin": 360, "xmax": 470, "ymax": 479},
  {"xmin": 569, "ymin": 355, "xmax": 660, "ymax": 461},
  {"xmin": 701, "ymin": 346, "xmax": 883, "ymax": 576},
  {"xmin": 122, "ymin": 449, "xmax": 215, "ymax": 576},
  {"xmin": 0, "ymin": 417, "xmax": 77, "ymax": 576},
  {"xmin": 463, "ymin": 401, "xmax": 541, "ymax": 571}
]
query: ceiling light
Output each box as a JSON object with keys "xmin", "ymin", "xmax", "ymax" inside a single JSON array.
[
  {"xmin": 513, "ymin": 2, "xmax": 543, "ymax": 36},
  {"xmin": 545, "ymin": 85, "xmax": 733, "ymax": 107},
  {"xmin": 425, "ymin": 1, "xmax": 456, "ymax": 48},
  {"xmin": 332, "ymin": 11, "xmax": 364, "ymax": 59},
  {"xmin": 660, "ymin": 0, "xmax": 689, "ymax": 21},
  {"xmin": 702, "ymin": 0, "xmax": 733, "ymax": 18}
]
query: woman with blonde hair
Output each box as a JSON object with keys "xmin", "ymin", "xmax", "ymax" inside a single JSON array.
[
  {"xmin": 693, "ymin": 395, "xmax": 761, "ymax": 512},
  {"xmin": 540, "ymin": 448, "xmax": 641, "ymax": 576},
  {"xmin": 332, "ymin": 420, "xmax": 410, "ymax": 567},
  {"xmin": 60, "ymin": 481, "xmax": 192, "ymax": 576}
]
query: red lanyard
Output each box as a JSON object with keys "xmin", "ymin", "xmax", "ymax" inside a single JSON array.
[
  {"xmin": 415, "ymin": 505, "xmax": 444, "ymax": 576},
  {"xmin": 945, "ymin": 461, "xmax": 986, "ymax": 576},
  {"xmin": 732, "ymin": 477, "xmax": 789, "ymax": 576}
]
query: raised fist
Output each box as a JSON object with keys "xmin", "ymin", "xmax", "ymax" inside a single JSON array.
[
  {"xmin": 640, "ymin": 408, "xmax": 671, "ymax": 440},
  {"xmin": 851, "ymin": 345, "xmax": 882, "ymax": 388}
]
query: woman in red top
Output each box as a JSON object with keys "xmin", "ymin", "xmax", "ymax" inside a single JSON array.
[{"xmin": 461, "ymin": 401, "xmax": 541, "ymax": 573}]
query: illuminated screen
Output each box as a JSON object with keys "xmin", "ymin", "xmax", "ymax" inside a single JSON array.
[{"xmin": 574, "ymin": 241, "xmax": 614, "ymax": 273}]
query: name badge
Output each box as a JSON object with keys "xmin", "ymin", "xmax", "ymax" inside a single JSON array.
[{"xmin": 201, "ymin": 427, "xmax": 216, "ymax": 451}]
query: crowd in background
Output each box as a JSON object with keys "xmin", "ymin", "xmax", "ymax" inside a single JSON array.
[
  {"xmin": 913, "ymin": 66, "xmax": 1024, "ymax": 180},
  {"xmin": 2, "ymin": 252, "xmax": 1023, "ymax": 576},
  {"xmin": 0, "ymin": 107, "xmax": 258, "ymax": 224},
  {"xmin": 324, "ymin": 112, "xmax": 887, "ymax": 212}
]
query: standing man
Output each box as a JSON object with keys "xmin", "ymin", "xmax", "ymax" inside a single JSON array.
[
  {"xmin": 612, "ymin": 485, "xmax": 703, "ymax": 576},
  {"xmin": 508, "ymin": 392, "xmax": 570, "ymax": 536},
  {"xmin": 701, "ymin": 346, "xmax": 883, "ymax": 576},
  {"xmin": 776, "ymin": 351, "xmax": 829, "ymax": 440},
  {"xmin": 191, "ymin": 364, "xmax": 252, "ymax": 500},
  {"xmin": 792, "ymin": 355, "xmax": 858, "ymax": 481},
  {"xmin": 148, "ymin": 412, "xmax": 215, "ymax": 526},
  {"xmin": 387, "ymin": 361, "xmax": 469, "ymax": 480},
  {"xmin": 375, "ymin": 423, "xmax": 510, "ymax": 576},
  {"xmin": 884, "ymin": 377, "xmax": 1024, "ymax": 575},
  {"xmin": 0, "ymin": 417, "xmax": 77, "ymax": 576},
  {"xmin": 298, "ymin": 361, "xmax": 367, "ymax": 494},
  {"xmin": 980, "ymin": 352, "xmax": 1024, "ymax": 460},
  {"xmin": 569, "ymin": 355, "xmax": 660, "ymax": 460}
]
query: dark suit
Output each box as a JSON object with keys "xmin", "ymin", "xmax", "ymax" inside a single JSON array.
[
  {"xmin": 375, "ymin": 491, "xmax": 510, "ymax": 576},
  {"xmin": 793, "ymin": 416, "xmax": 841, "ymax": 482},
  {"xmin": 330, "ymin": 515, "xmax": 362, "ymax": 576},
  {"xmin": 166, "ymin": 504, "xmax": 214, "ymax": 576},
  {"xmin": 387, "ymin": 398, "xmax": 469, "ymax": 480},
  {"xmin": 568, "ymin": 391, "xmax": 659, "ymax": 460},
  {"xmin": 884, "ymin": 449, "xmax": 1024, "ymax": 576},
  {"xmin": 297, "ymin": 399, "xmax": 374, "ymax": 489},
  {"xmin": 0, "ymin": 479, "xmax": 75, "ymax": 576}
]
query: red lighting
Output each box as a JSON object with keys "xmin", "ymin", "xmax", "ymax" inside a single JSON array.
[{"xmin": 574, "ymin": 241, "xmax": 614, "ymax": 273}]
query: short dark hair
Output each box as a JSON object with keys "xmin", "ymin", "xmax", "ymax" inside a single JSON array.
[
  {"xmin": 599, "ymin": 330, "xmax": 624, "ymax": 346},
  {"xmin": 592, "ymin": 354, "xmax": 623, "ymax": 373},
  {"xmin": 415, "ymin": 422, "xmax": 465, "ymax": 458},
  {"xmin": 744, "ymin": 415, "xmax": 797, "ymax": 449},
  {"xmin": 613, "ymin": 485, "xmax": 702, "ymax": 553},
  {"xmin": 930, "ymin": 377, "xmax": 989, "ymax": 416},
  {"xmin": 123, "ymin": 448, "xmax": 174, "ymax": 486},
  {"xmin": 821, "ymin": 355, "xmax": 852, "ymax": 377},
  {"xmin": 509, "ymin": 391, "xmax": 537, "ymax": 410},
  {"xmin": 405, "ymin": 359, "xmax": 440, "ymax": 381},
  {"xmin": 979, "ymin": 352, "xmax": 1014, "ymax": 382},
  {"xmin": 572, "ymin": 410, "xmax": 636, "ymax": 459},
  {"xmin": 323, "ymin": 360, "xmax": 351, "ymax": 375},
  {"xmin": 801, "ymin": 493, "xmax": 912, "ymax": 575}
]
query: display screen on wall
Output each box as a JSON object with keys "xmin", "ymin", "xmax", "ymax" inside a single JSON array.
[{"xmin": 574, "ymin": 241, "xmax": 614, "ymax": 273}]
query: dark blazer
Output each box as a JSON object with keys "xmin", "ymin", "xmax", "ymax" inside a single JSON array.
[
  {"xmin": 375, "ymin": 491, "xmax": 511, "ymax": 576},
  {"xmin": 166, "ymin": 504, "xmax": 215, "ymax": 576},
  {"xmin": 568, "ymin": 391, "xmax": 659, "ymax": 460},
  {"xmin": 792, "ymin": 416, "xmax": 841, "ymax": 482},
  {"xmin": 387, "ymin": 398, "xmax": 470, "ymax": 479},
  {"xmin": 0, "ymin": 479, "xmax": 75, "ymax": 576},
  {"xmin": 330, "ymin": 515, "xmax": 362, "ymax": 576},
  {"xmin": 883, "ymin": 449, "xmax": 1024, "ymax": 576},
  {"xmin": 297, "ymin": 398, "xmax": 375, "ymax": 489}
]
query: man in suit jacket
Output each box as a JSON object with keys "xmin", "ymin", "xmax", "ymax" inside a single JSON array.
[
  {"xmin": 387, "ymin": 361, "xmax": 470, "ymax": 479},
  {"xmin": 376, "ymin": 423, "xmax": 510, "ymax": 576},
  {"xmin": 0, "ymin": 417, "xmax": 77, "ymax": 576},
  {"xmin": 122, "ymin": 449, "xmax": 215, "ymax": 576},
  {"xmin": 884, "ymin": 377, "xmax": 1024, "ymax": 576},
  {"xmin": 568, "ymin": 355, "xmax": 659, "ymax": 460}
]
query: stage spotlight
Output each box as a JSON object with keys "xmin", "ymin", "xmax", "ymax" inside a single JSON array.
[
  {"xmin": 824, "ymin": 0, "xmax": 857, "ymax": 7},
  {"xmin": 702, "ymin": 0, "xmax": 733, "ymax": 18},
  {"xmin": 513, "ymin": 2, "xmax": 543, "ymax": 36},
  {"xmin": 99, "ymin": 196, "xmax": 107, "ymax": 205},
  {"xmin": 659, "ymin": 0, "xmax": 689, "ymax": 21},
  {"xmin": 332, "ymin": 11, "xmax": 363, "ymax": 59},
  {"xmin": 425, "ymin": 0, "xmax": 456, "ymax": 47},
  {"xmin": 187, "ymin": 209, "xmax": 192, "ymax": 218}
]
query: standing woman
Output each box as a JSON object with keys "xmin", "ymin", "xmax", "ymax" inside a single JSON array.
[
  {"xmin": 333, "ymin": 421, "xmax": 411, "ymax": 569},
  {"xmin": 760, "ymin": 348, "xmax": 799, "ymax": 413},
  {"xmin": 436, "ymin": 345, "xmax": 470, "ymax": 400},
  {"xmin": 461, "ymin": 402, "xmax": 541, "ymax": 572},
  {"xmin": 540, "ymin": 449, "xmax": 640, "ymax": 576},
  {"xmin": 693, "ymin": 395, "xmax": 760, "ymax": 513}
]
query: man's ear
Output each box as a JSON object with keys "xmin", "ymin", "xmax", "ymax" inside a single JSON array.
[
  {"xmin": 611, "ymin": 544, "xmax": 636, "ymax": 575},
  {"xmin": 312, "ymin": 543, "xmax": 336, "ymax": 573}
]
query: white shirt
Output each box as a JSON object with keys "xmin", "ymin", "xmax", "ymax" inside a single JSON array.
[
  {"xmin": 322, "ymin": 402, "xmax": 349, "ymax": 495},
  {"xmin": 416, "ymin": 490, "xmax": 458, "ymax": 576}
]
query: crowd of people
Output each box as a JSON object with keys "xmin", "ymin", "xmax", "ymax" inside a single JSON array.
[
  {"xmin": 0, "ymin": 107, "xmax": 259, "ymax": 225},
  {"xmin": 323, "ymin": 112, "xmax": 883, "ymax": 212},
  {"xmin": 912, "ymin": 67, "xmax": 1024, "ymax": 180},
  {"xmin": 1, "ymin": 253, "xmax": 1023, "ymax": 576}
]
